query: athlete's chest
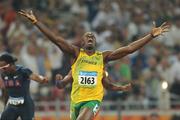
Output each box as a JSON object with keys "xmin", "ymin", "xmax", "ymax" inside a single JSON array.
[
  {"xmin": 2, "ymin": 73, "xmax": 24, "ymax": 88},
  {"xmin": 77, "ymin": 55, "xmax": 103, "ymax": 66}
]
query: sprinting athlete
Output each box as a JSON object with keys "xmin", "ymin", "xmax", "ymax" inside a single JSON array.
[
  {"xmin": 0, "ymin": 53, "xmax": 48, "ymax": 120},
  {"xmin": 19, "ymin": 10, "xmax": 170, "ymax": 120}
]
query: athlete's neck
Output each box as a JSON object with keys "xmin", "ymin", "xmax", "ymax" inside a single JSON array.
[
  {"xmin": 83, "ymin": 46, "xmax": 95, "ymax": 55},
  {"xmin": 84, "ymin": 49, "xmax": 95, "ymax": 56}
]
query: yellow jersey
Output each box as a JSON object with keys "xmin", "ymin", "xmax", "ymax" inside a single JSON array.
[{"xmin": 71, "ymin": 49, "xmax": 104, "ymax": 103}]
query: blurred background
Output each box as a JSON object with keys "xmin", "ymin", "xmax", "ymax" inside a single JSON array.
[{"xmin": 0, "ymin": 0, "xmax": 180, "ymax": 120}]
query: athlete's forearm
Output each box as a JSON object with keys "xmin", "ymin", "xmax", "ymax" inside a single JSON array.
[
  {"xmin": 35, "ymin": 21, "xmax": 58, "ymax": 44},
  {"xmin": 102, "ymin": 76, "xmax": 131, "ymax": 91},
  {"xmin": 19, "ymin": 10, "xmax": 76, "ymax": 54},
  {"xmin": 113, "ymin": 34, "xmax": 153, "ymax": 55},
  {"xmin": 30, "ymin": 73, "xmax": 47, "ymax": 83},
  {"xmin": 103, "ymin": 34, "xmax": 154, "ymax": 61},
  {"xmin": 34, "ymin": 21, "xmax": 77, "ymax": 55},
  {"xmin": 105, "ymin": 83, "xmax": 127, "ymax": 91},
  {"xmin": 127, "ymin": 34, "xmax": 153, "ymax": 53}
]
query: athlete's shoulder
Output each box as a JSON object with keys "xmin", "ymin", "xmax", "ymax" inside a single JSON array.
[
  {"xmin": 16, "ymin": 65, "xmax": 25, "ymax": 71},
  {"xmin": 80, "ymin": 48, "xmax": 84, "ymax": 52},
  {"xmin": 16, "ymin": 65, "xmax": 32, "ymax": 73},
  {"xmin": 96, "ymin": 50, "xmax": 103, "ymax": 55}
]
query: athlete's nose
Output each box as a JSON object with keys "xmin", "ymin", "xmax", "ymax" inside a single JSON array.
[{"xmin": 88, "ymin": 37, "xmax": 93, "ymax": 42}]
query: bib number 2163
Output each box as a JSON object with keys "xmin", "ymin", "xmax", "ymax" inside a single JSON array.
[{"xmin": 78, "ymin": 71, "xmax": 97, "ymax": 87}]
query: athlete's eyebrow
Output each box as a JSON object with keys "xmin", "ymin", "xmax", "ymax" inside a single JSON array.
[{"xmin": 87, "ymin": 34, "xmax": 95, "ymax": 38}]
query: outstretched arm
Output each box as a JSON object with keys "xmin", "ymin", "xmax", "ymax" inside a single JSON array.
[
  {"xmin": 18, "ymin": 10, "xmax": 79, "ymax": 57},
  {"xmin": 102, "ymin": 71, "xmax": 132, "ymax": 91},
  {"xmin": 103, "ymin": 22, "xmax": 170, "ymax": 61},
  {"xmin": 56, "ymin": 71, "xmax": 73, "ymax": 89},
  {"xmin": 30, "ymin": 73, "xmax": 49, "ymax": 84}
]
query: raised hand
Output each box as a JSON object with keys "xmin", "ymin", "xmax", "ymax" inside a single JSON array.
[
  {"xmin": 18, "ymin": 10, "xmax": 37, "ymax": 24},
  {"xmin": 151, "ymin": 21, "xmax": 171, "ymax": 38}
]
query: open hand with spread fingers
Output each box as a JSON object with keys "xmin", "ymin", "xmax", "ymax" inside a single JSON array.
[
  {"xmin": 151, "ymin": 21, "xmax": 171, "ymax": 38},
  {"xmin": 18, "ymin": 10, "xmax": 38, "ymax": 24}
]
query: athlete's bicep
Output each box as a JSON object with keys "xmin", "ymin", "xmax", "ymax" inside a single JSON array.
[{"xmin": 103, "ymin": 46, "xmax": 131, "ymax": 61}]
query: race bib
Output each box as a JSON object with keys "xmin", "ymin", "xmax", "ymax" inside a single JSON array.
[
  {"xmin": 8, "ymin": 97, "xmax": 24, "ymax": 105},
  {"xmin": 78, "ymin": 71, "xmax": 97, "ymax": 87}
]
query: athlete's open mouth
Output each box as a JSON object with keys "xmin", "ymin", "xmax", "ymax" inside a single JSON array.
[{"xmin": 88, "ymin": 39, "xmax": 93, "ymax": 44}]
